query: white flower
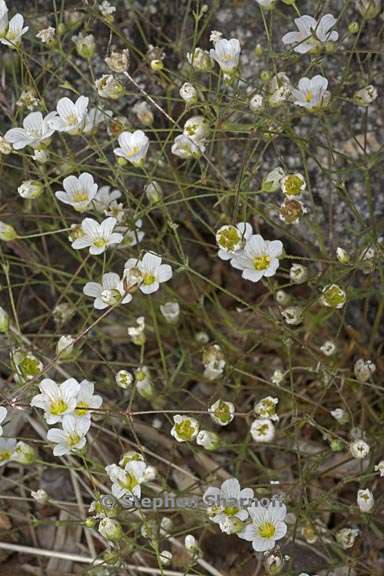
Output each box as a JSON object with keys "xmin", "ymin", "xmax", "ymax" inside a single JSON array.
[
  {"xmin": 238, "ymin": 500, "xmax": 287, "ymax": 552},
  {"xmin": 250, "ymin": 418, "xmax": 275, "ymax": 442},
  {"xmin": 128, "ymin": 316, "xmax": 146, "ymax": 345},
  {"xmin": 47, "ymin": 414, "xmax": 91, "ymax": 456},
  {"xmin": 210, "ymin": 38, "xmax": 241, "ymax": 74},
  {"xmin": 216, "ymin": 222, "xmax": 253, "ymax": 262},
  {"xmin": 159, "ymin": 551, "xmax": 172, "ymax": 566},
  {"xmin": 356, "ymin": 0, "xmax": 381, "ymax": 19},
  {"xmin": 290, "ymin": 263, "xmax": 308, "ymax": 284},
  {"xmin": 114, "ymin": 130, "xmax": 149, "ymax": 166},
  {"xmin": 350, "ymin": 439, "xmax": 370, "ymax": 459},
  {"xmin": 105, "ymin": 460, "xmax": 147, "ymax": 499},
  {"xmin": 135, "ymin": 366, "xmax": 154, "ymax": 400},
  {"xmin": 171, "ymin": 415, "xmax": 199, "ymax": 442},
  {"xmin": 0, "ymin": 438, "xmax": 16, "ymax": 466},
  {"xmin": 96, "ymin": 74, "xmax": 124, "ymax": 99},
  {"xmin": 0, "ymin": 0, "xmax": 8, "ymax": 35},
  {"xmin": 353, "ymin": 85, "xmax": 378, "ymax": 106},
  {"xmin": 357, "ymin": 488, "xmax": 374, "ymax": 513},
  {"xmin": 262, "ymin": 167, "xmax": 285, "ymax": 192},
  {"xmin": 71, "ymin": 217, "xmax": 123, "ymax": 255},
  {"xmin": 254, "ymin": 396, "xmax": 279, "ymax": 422},
  {"xmin": 282, "ymin": 14, "xmax": 338, "ymax": 54},
  {"xmin": 56, "ymin": 335, "xmax": 75, "ymax": 359},
  {"xmin": 321, "ymin": 340, "xmax": 336, "ymax": 356},
  {"xmin": 281, "ymin": 173, "xmax": 306, "ymax": 197},
  {"xmin": 187, "ymin": 47, "xmax": 212, "ymax": 71},
  {"xmin": 30, "ymin": 377, "xmax": 80, "ymax": 424},
  {"xmin": 171, "ymin": 134, "xmax": 205, "ymax": 159},
  {"xmin": 0, "ymin": 406, "xmax": 7, "ymax": 436},
  {"xmin": 115, "ymin": 370, "xmax": 133, "ymax": 389},
  {"xmin": 209, "ymin": 30, "xmax": 223, "ymax": 43},
  {"xmin": 5, "ymin": 111, "xmax": 57, "ymax": 150},
  {"xmin": 124, "ymin": 252, "xmax": 172, "ymax": 294},
  {"xmin": 292, "ymin": 75, "xmax": 330, "ymax": 110},
  {"xmin": 185, "ymin": 534, "xmax": 200, "ymax": 555},
  {"xmin": 179, "ymin": 82, "xmax": 198, "ymax": 104},
  {"xmin": 160, "ymin": 301, "xmax": 180, "ymax": 323},
  {"xmin": 354, "ymin": 358, "xmax": 376, "ymax": 383},
  {"xmin": 183, "ymin": 116, "xmax": 209, "ymax": 144},
  {"xmin": 93, "ymin": 185, "xmax": 121, "ymax": 213},
  {"xmin": 98, "ymin": 518, "xmax": 122, "ymax": 541},
  {"xmin": 1, "ymin": 12, "xmax": 28, "ymax": 48},
  {"xmin": 209, "ymin": 399, "xmax": 235, "ymax": 426},
  {"xmin": 196, "ymin": 430, "xmax": 219, "ymax": 450},
  {"xmin": 231, "ymin": 234, "xmax": 283, "ymax": 282},
  {"xmin": 203, "ymin": 344, "xmax": 225, "ymax": 380},
  {"xmin": 55, "ymin": 173, "xmax": 98, "ymax": 212},
  {"xmin": 99, "ymin": 0, "xmax": 116, "ymax": 17},
  {"xmin": 330, "ymin": 408, "xmax": 348, "ymax": 424},
  {"xmin": 49, "ymin": 96, "xmax": 89, "ymax": 134},
  {"xmin": 255, "ymin": 0, "xmax": 276, "ymax": 8},
  {"xmin": 249, "ymin": 94, "xmax": 264, "ymax": 112},
  {"xmin": 133, "ymin": 101, "xmax": 154, "ymax": 126},
  {"xmin": 18, "ymin": 180, "xmax": 43, "ymax": 199},
  {"xmin": 144, "ymin": 180, "xmax": 162, "ymax": 203},
  {"xmin": 75, "ymin": 380, "xmax": 103, "ymax": 419},
  {"xmin": 320, "ymin": 284, "xmax": 346, "ymax": 309},
  {"xmin": 374, "ymin": 461, "xmax": 384, "ymax": 477},
  {"xmin": 336, "ymin": 528, "xmax": 359, "ymax": 549},
  {"xmin": 83, "ymin": 272, "xmax": 132, "ymax": 309},
  {"xmin": 204, "ymin": 478, "xmax": 254, "ymax": 530},
  {"xmin": 36, "ymin": 26, "xmax": 55, "ymax": 44}
]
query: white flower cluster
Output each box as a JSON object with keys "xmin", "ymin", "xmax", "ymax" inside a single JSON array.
[
  {"xmin": 30, "ymin": 378, "xmax": 102, "ymax": 455},
  {"xmin": 203, "ymin": 478, "xmax": 287, "ymax": 552},
  {"xmin": 216, "ymin": 222, "xmax": 284, "ymax": 283}
]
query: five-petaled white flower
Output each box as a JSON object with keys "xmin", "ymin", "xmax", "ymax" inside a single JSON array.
[
  {"xmin": 49, "ymin": 96, "xmax": 89, "ymax": 134},
  {"xmin": 106, "ymin": 460, "xmax": 147, "ymax": 499},
  {"xmin": 124, "ymin": 252, "xmax": 172, "ymax": 294},
  {"xmin": 83, "ymin": 272, "xmax": 132, "ymax": 309},
  {"xmin": 114, "ymin": 130, "xmax": 149, "ymax": 166},
  {"xmin": 0, "ymin": 406, "xmax": 7, "ymax": 436},
  {"xmin": 47, "ymin": 414, "xmax": 91, "ymax": 456},
  {"xmin": 30, "ymin": 377, "xmax": 80, "ymax": 424},
  {"xmin": 71, "ymin": 217, "xmax": 123, "ymax": 255},
  {"xmin": 231, "ymin": 234, "xmax": 283, "ymax": 282},
  {"xmin": 282, "ymin": 14, "xmax": 338, "ymax": 54},
  {"xmin": 0, "ymin": 1, "xmax": 28, "ymax": 48},
  {"xmin": 238, "ymin": 500, "xmax": 287, "ymax": 552},
  {"xmin": 74, "ymin": 379, "xmax": 103, "ymax": 420},
  {"xmin": 5, "ymin": 111, "xmax": 57, "ymax": 150},
  {"xmin": 170, "ymin": 415, "xmax": 199, "ymax": 442},
  {"xmin": 171, "ymin": 134, "xmax": 205, "ymax": 159},
  {"xmin": 210, "ymin": 37, "xmax": 241, "ymax": 74},
  {"xmin": 204, "ymin": 478, "xmax": 254, "ymax": 533},
  {"xmin": 55, "ymin": 172, "xmax": 98, "ymax": 212},
  {"xmin": 292, "ymin": 75, "xmax": 330, "ymax": 110}
]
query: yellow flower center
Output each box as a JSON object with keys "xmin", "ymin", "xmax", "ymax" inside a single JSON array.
[
  {"xmin": 217, "ymin": 227, "xmax": 241, "ymax": 251},
  {"xmin": 175, "ymin": 419, "xmax": 196, "ymax": 441},
  {"xmin": 224, "ymin": 506, "xmax": 239, "ymax": 516},
  {"xmin": 258, "ymin": 521, "xmax": 276, "ymax": 539},
  {"xmin": 119, "ymin": 472, "xmax": 138, "ymax": 492},
  {"xmin": 126, "ymin": 146, "xmax": 140, "ymax": 158},
  {"xmin": 75, "ymin": 401, "xmax": 89, "ymax": 416},
  {"xmin": 0, "ymin": 450, "xmax": 11, "ymax": 462},
  {"xmin": 66, "ymin": 113, "xmax": 78, "ymax": 125},
  {"xmin": 283, "ymin": 175, "xmax": 303, "ymax": 196},
  {"xmin": 50, "ymin": 399, "xmax": 68, "ymax": 416},
  {"xmin": 253, "ymin": 255, "xmax": 270, "ymax": 271},
  {"xmin": 93, "ymin": 238, "xmax": 107, "ymax": 249},
  {"xmin": 305, "ymin": 90, "xmax": 314, "ymax": 102},
  {"xmin": 68, "ymin": 433, "xmax": 81, "ymax": 447},
  {"xmin": 143, "ymin": 273, "xmax": 155, "ymax": 286},
  {"xmin": 73, "ymin": 190, "xmax": 89, "ymax": 203}
]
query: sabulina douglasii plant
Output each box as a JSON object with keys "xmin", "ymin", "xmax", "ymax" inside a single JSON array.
[{"xmin": 0, "ymin": 0, "xmax": 383, "ymax": 574}]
